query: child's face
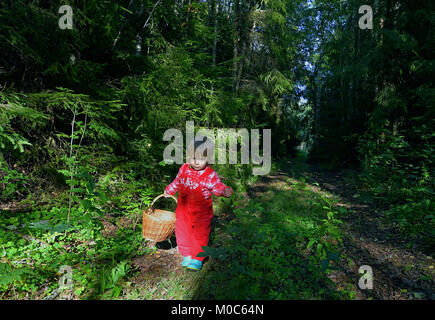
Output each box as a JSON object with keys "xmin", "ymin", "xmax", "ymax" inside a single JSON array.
[{"xmin": 189, "ymin": 158, "xmax": 207, "ymax": 170}]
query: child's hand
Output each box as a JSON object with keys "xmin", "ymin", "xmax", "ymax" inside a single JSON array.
[
  {"xmin": 223, "ymin": 187, "xmax": 233, "ymax": 198},
  {"xmin": 163, "ymin": 191, "xmax": 171, "ymax": 198}
]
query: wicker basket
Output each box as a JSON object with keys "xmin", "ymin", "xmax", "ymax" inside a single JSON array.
[{"xmin": 142, "ymin": 194, "xmax": 177, "ymax": 242}]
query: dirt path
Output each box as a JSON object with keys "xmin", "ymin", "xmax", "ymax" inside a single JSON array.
[
  {"xmin": 119, "ymin": 160, "xmax": 434, "ymax": 300},
  {"xmin": 250, "ymin": 160, "xmax": 435, "ymax": 300}
]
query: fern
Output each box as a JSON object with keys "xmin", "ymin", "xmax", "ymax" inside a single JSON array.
[{"xmin": 0, "ymin": 263, "xmax": 32, "ymax": 288}]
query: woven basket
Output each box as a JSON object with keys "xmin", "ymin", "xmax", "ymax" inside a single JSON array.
[{"xmin": 142, "ymin": 194, "xmax": 177, "ymax": 242}]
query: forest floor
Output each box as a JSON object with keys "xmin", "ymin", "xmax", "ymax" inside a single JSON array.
[
  {"xmin": 1, "ymin": 157, "xmax": 434, "ymax": 300},
  {"xmin": 122, "ymin": 158, "xmax": 434, "ymax": 300},
  {"xmin": 269, "ymin": 160, "xmax": 435, "ymax": 300}
]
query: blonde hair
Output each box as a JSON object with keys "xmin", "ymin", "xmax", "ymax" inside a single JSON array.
[{"xmin": 186, "ymin": 136, "xmax": 214, "ymax": 163}]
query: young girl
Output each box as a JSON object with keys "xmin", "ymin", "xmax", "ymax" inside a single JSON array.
[{"xmin": 163, "ymin": 138, "xmax": 233, "ymax": 271}]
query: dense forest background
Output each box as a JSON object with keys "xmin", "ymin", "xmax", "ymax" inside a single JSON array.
[{"xmin": 0, "ymin": 0, "xmax": 433, "ymax": 300}]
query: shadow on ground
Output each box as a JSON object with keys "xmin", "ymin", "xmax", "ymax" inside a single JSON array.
[
  {"xmin": 184, "ymin": 156, "xmax": 434, "ymax": 300},
  {"xmin": 187, "ymin": 177, "xmax": 347, "ymax": 299}
]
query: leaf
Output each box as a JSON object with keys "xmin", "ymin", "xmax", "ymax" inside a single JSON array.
[
  {"xmin": 0, "ymin": 263, "xmax": 32, "ymax": 286},
  {"xmin": 316, "ymin": 243, "xmax": 323, "ymax": 255},
  {"xmin": 86, "ymin": 181, "xmax": 95, "ymax": 194},
  {"xmin": 119, "ymin": 6, "xmax": 133, "ymax": 14},
  {"xmin": 79, "ymin": 199, "xmax": 92, "ymax": 211},
  {"xmin": 111, "ymin": 286, "xmax": 122, "ymax": 298},
  {"xmin": 93, "ymin": 191, "xmax": 106, "ymax": 201},
  {"xmin": 306, "ymin": 239, "xmax": 316, "ymax": 249},
  {"xmin": 57, "ymin": 169, "xmax": 71, "ymax": 177}
]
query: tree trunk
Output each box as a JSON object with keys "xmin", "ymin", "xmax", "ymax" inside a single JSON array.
[
  {"xmin": 211, "ymin": 0, "xmax": 219, "ymax": 94},
  {"xmin": 232, "ymin": 0, "xmax": 240, "ymax": 93},
  {"xmin": 247, "ymin": 19, "xmax": 256, "ymax": 69}
]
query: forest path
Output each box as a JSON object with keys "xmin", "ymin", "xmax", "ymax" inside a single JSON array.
[
  {"xmin": 123, "ymin": 158, "xmax": 434, "ymax": 300},
  {"xmin": 247, "ymin": 159, "xmax": 435, "ymax": 300}
]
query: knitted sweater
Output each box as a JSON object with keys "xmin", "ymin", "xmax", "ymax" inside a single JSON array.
[{"xmin": 164, "ymin": 163, "xmax": 232, "ymax": 200}]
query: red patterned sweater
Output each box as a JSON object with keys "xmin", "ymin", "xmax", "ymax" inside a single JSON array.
[{"xmin": 164, "ymin": 163, "xmax": 232, "ymax": 200}]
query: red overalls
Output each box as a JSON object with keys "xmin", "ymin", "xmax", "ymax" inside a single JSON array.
[{"xmin": 165, "ymin": 163, "xmax": 231, "ymax": 261}]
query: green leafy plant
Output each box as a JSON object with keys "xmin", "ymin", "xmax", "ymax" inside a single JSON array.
[
  {"xmin": 0, "ymin": 167, "xmax": 28, "ymax": 201},
  {"xmin": 0, "ymin": 262, "xmax": 32, "ymax": 291}
]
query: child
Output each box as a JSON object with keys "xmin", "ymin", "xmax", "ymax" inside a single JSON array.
[{"xmin": 163, "ymin": 137, "xmax": 233, "ymax": 271}]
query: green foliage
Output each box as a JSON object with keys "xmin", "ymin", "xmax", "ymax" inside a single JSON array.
[
  {"xmin": 0, "ymin": 263, "xmax": 32, "ymax": 289},
  {"xmin": 195, "ymin": 180, "xmax": 348, "ymax": 299},
  {"xmin": 0, "ymin": 92, "xmax": 47, "ymax": 157},
  {"xmin": 97, "ymin": 261, "xmax": 130, "ymax": 299},
  {"xmin": 357, "ymin": 122, "xmax": 434, "ymax": 245},
  {"xmin": 0, "ymin": 0, "xmax": 433, "ymax": 300},
  {"xmin": 302, "ymin": 0, "xmax": 435, "ymax": 245},
  {"xmin": 0, "ymin": 167, "xmax": 28, "ymax": 201},
  {"xmin": 0, "ymin": 204, "xmax": 143, "ymax": 299}
]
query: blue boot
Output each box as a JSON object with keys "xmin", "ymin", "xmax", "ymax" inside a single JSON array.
[
  {"xmin": 186, "ymin": 259, "xmax": 202, "ymax": 271},
  {"xmin": 181, "ymin": 256, "xmax": 192, "ymax": 267}
]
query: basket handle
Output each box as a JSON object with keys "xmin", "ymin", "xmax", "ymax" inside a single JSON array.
[{"xmin": 149, "ymin": 193, "xmax": 177, "ymax": 208}]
